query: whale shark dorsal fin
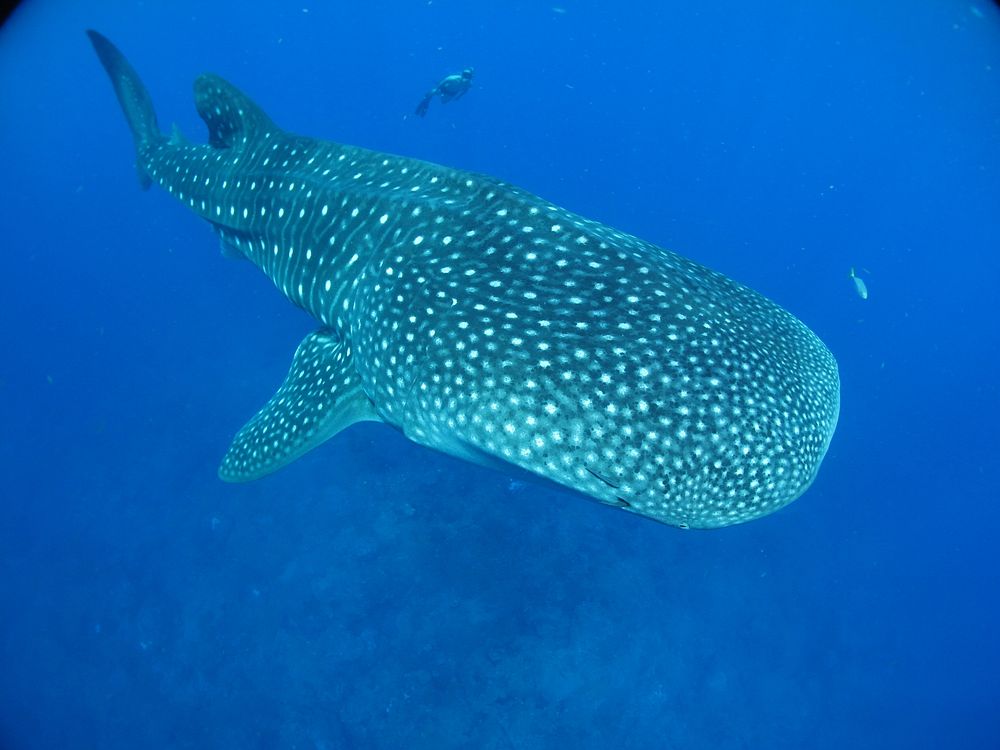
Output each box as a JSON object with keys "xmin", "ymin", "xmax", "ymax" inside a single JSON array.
[
  {"xmin": 168, "ymin": 122, "xmax": 188, "ymax": 146},
  {"xmin": 219, "ymin": 330, "xmax": 380, "ymax": 482},
  {"xmin": 194, "ymin": 73, "xmax": 277, "ymax": 149}
]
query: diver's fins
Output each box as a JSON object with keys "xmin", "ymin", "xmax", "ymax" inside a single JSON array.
[{"xmin": 414, "ymin": 91, "xmax": 433, "ymax": 117}]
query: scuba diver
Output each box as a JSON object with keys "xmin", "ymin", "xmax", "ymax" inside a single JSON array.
[{"xmin": 414, "ymin": 68, "xmax": 474, "ymax": 117}]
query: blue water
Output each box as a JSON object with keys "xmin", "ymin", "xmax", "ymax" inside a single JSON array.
[{"xmin": 2, "ymin": 1, "xmax": 998, "ymax": 747}]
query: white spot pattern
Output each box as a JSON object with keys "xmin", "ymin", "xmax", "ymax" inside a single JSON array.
[{"xmin": 125, "ymin": 60, "xmax": 839, "ymax": 529}]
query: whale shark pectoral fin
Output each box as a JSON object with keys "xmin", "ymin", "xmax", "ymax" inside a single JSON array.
[{"xmin": 219, "ymin": 330, "xmax": 380, "ymax": 482}]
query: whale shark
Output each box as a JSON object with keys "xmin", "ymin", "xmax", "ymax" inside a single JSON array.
[{"xmin": 88, "ymin": 30, "xmax": 839, "ymax": 529}]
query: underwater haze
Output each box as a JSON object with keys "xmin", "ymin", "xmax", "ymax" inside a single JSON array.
[{"xmin": 1, "ymin": 1, "xmax": 998, "ymax": 748}]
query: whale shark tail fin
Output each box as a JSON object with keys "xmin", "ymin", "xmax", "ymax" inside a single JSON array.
[{"xmin": 86, "ymin": 30, "xmax": 163, "ymax": 189}]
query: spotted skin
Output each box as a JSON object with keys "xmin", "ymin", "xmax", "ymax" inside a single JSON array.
[{"xmin": 89, "ymin": 31, "xmax": 839, "ymax": 529}]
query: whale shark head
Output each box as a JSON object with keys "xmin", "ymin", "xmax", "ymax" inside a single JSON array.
[{"xmin": 345, "ymin": 194, "xmax": 841, "ymax": 528}]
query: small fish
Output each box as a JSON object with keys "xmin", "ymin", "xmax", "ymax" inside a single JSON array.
[{"xmin": 849, "ymin": 267, "xmax": 868, "ymax": 300}]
